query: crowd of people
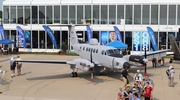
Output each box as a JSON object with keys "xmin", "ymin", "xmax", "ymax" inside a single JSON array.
[
  {"xmin": 117, "ymin": 67, "xmax": 154, "ymax": 100},
  {"xmin": 116, "ymin": 64, "xmax": 176, "ymax": 100}
]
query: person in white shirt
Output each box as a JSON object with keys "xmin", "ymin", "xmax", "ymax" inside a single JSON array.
[
  {"xmin": 169, "ymin": 65, "xmax": 175, "ymax": 87},
  {"xmin": 16, "ymin": 56, "xmax": 22, "ymax": 76}
]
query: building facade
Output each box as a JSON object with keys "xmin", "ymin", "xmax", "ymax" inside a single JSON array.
[{"xmin": 2, "ymin": 0, "xmax": 180, "ymax": 52}]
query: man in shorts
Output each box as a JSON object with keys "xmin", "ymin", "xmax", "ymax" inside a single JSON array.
[
  {"xmin": 16, "ymin": 56, "xmax": 22, "ymax": 76},
  {"xmin": 10, "ymin": 61, "xmax": 16, "ymax": 78},
  {"xmin": 120, "ymin": 67, "xmax": 129, "ymax": 91}
]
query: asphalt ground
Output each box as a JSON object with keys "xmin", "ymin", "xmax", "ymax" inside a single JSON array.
[{"xmin": 0, "ymin": 54, "xmax": 179, "ymax": 100}]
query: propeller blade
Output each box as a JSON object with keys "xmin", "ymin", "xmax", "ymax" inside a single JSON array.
[{"xmin": 90, "ymin": 49, "xmax": 92, "ymax": 63}]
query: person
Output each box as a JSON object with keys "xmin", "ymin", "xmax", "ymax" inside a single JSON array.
[
  {"xmin": 144, "ymin": 75, "xmax": 154, "ymax": 99},
  {"xmin": 0, "ymin": 46, "xmax": 3, "ymax": 57},
  {"xmin": 161, "ymin": 56, "xmax": 165, "ymax": 66},
  {"xmin": 123, "ymin": 86, "xmax": 132, "ymax": 100},
  {"xmin": 10, "ymin": 61, "xmax": 16, "ymax": 78},
  {"xmin": 120, "ymin": 67, "xmax": 129, "ymax": 92},
  {"xmin": 134, "ymin": 70, "xmax": 143, "ymax": 82},
  {"xmin": 116, "ymin": 92, "xmax": 124, "ymax": 100},
  {"xmin": 16, "ymin": 56, "xmax": 22, "ymax": 76},
  {"xmin": 106, "ymin": 31, "xmax": 117, "ymax": 43},
  {"xmin": 144, "ymin": 82, "xmax": 153, "ymax": 100},
  {"xmin": 169, "ymin": 65, "xmax": 175, "ymax": 87},
  {"xmin": 132, "ymin": 81, "xmax": 142, "ymax": 98},
  {"xmin": 132, "ymin": 92, "xmax": 140, "ymax": 100}
]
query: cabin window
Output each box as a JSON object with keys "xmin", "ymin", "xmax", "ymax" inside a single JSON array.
[
  {"xmin": 101, "ymin": 50, "xmax": 105, "ymax": 55},
  {"xmin": 83, "ymin": 47, "xmax": 85, "ymax": 50},
  {"xmin": 116, "ymin": 62, "xmax": 119, "ymax": 66},
  {"xmin": 89, "ymin": 48, "xmax": 91, "ymax": 52},
  {"xmin": 86, "ymin": 48, "xmax": 88, "ymax": 51},
  {"xmin": 96, "ymin": 49, "xmax": 98, "ymax": 53},
  {"xmin": 104, "ymin": 52, "xmax": 107, "ymax": 55},
  {"xmin": 93, "ymin": 49, "xmax": 96, "ymax": 53},
  {"xmin": 80, "ymin": 47, "xmax": 81, "ymax": 49}
]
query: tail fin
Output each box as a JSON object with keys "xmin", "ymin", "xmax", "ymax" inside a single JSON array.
[
  {"xmin": 168, "ymin": 34, "xmax": 180, "ymax": 59},
  {"xmin": 113, "ymin": 26, "xmax": 122, "ymax": 42},
  {"xmin": 68, "ymin": 25, "xmax": 79, "ymax": 45},
  {"xmin": 86, "ymin": 25, "xmax": 92, "ymax": 43}
]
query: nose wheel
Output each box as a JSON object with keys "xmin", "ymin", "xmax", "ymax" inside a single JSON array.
[{"xmin": 71, "ymin": 72, "xmax": 78, "ymax": 77}]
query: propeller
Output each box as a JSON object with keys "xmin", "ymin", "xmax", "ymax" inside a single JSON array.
[{"xmin": 90, "ymin": 48, "xmax": 94, "ymax": 82}]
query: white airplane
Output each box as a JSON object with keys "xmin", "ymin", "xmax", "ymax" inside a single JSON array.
[{"xmin": 10, "ymin": 24, "xmax": 169, "ymax": 82}]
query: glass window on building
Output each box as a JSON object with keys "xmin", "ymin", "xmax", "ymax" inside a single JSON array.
[
  {"xmin": 3, "ymin": 6, "xmax": 9, "ymax": 23},
  {"xmin": 160, "ymin": 5, "xmax": 167, "ymax": 25},
  {"xmin": 134, "ymin": 5, "xmax": 141, "ymax": 25},
  {"xmin": 4, "ymin": 30, "xmax": 10, "ymax": 40},
  {"xmin": 17, "ymin": 6, "xmax": 23, "ymax": 24},
  {"xmin": 39, "ymin": 6, "xmax": 45, "ymax": 24},
  {"xmin": 47, "ymin": 31, "xmax": 53, "ymax": 49},
  {"xmin": 93, "ymin": 31, "xmax": 99, "ymax": 42},
  {"xmin": 25, "ymin": 6, "xmax": 30, "ymax": 24},
  {"xmin": 93, "ymin": 5, "xmax": 99, "ymax": 24},
  {"xmin": 109, "ymin": 5, "xmax": 116, "ymax": 24},
  {"xmin": 61, "ymin": 5, "xmax": 68, "ymax": 24},
  {"xmin": 177, "ymin": 5, "xmax": 180, "ymax": 25},
  {"xmin": 77, "ymin": 5, "xmax": 83, "ymax": 24},
  {"xmin": 125, "ymin": 5, "xmax": 132, "ymax": 24},
  {"xmin": 54, "ymin": 31, "xmax": 60, "ymax": 48},
  {"xmin": 85, "ymin": 5, "xmax": 91, "ymax": 24},
  {"xmin": 151, "ymin": 5, "xmax": 158, "ymax": 25},
  {"xmin": 101, "ymin": 5, "xmax": 108, "ymax": 24},
  {"xmin": 10, "ymin": 6, "xmax": 16, "ymax": 23},
  {"xmin": 46, "ymin": 6, "xmax": 52, "ymax": 24},
  {"xmin": 125, "ymin": 31, "xmax": 132, "ymax": 48},
  {"xmin": 32, "ymin": 6, "xmax": 38, "ymax": 24},
  {"xmin": 168, "ymin": 5, "xmax": 176, "ymax": 25},
  {"xmin": 32, "ymin": 31, "xmax": 38, "ymax": 48},
  {"xmin": 117, "ymin": 5, "xmax": 124, "ymax": 24},
  {"xmin": 142, "ymin": 5, "xmax": 149, "ymax": 25},
  {"xmin": 54, "ymin": 5, "xmax": 60, "ymax": 23},
  {"xmin": 39, "ymin": 31, "xmax": 45, "ymax": 49},
  {"xmin": 62, "ymin": 31, "xmax": 68, "ymax": 50},
  {"xmin": 69, "ymin": 5, "xmax": 76, "ymax": 24}
]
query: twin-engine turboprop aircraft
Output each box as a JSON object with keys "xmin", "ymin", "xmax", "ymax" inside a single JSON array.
[{"xmin": 10, "ymin": 24, "xmax": 169, "ymax": 82}]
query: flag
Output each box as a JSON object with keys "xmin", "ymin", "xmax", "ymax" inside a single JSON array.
[
  {"xmin": 113, "ymin": 26, "xmax": 122, "ymax": 42},
  {"xmin": 16, "ymin": 26, "xmax": 26, "ymax": 48}
]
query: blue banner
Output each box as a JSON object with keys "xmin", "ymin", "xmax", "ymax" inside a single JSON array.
[
  {"xmin": 16, "ymin": 26, "xmax": 26, "ymax": 48},
  {"xmin": 146, "ymin": 27, "xmax": 158, "ymax": 51},
  {"xmin": 42, "ymin": 25, "xmax": 57, "ymax": 49},
  {"xmin": 101, "ymin": 31, "xmax": 109, "ymax": 45},
  {"xmin": 0, "ymin": 25, "xmax": 5, "ymax": 40},
  {"xmin": 113, "ymin": 26, "xmax": 122, "ymax": 42},
  {"xmin": 86, "ymin": 25, "xmax": 92, "ymax": 43},
  {"xmin": 141, "ymin": 31, "xmax": 150, "ymax": 51},
  {"xmin": 132, "ymin": 31, "xmax": 141, "ymax": 51}
]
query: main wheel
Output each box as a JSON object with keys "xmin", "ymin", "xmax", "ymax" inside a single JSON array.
[
  {"xmin": 71, "ymin": 72, "xmax": 74, "ymax": 77},
  {"xmin": 74, "ymin": 72, "xmax": 78, "ymax": 77}
]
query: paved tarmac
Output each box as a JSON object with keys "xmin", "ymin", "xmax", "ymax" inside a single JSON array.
[{"xmin": 0, "ymin": 54, "xmax": 179, "ymax": 100}]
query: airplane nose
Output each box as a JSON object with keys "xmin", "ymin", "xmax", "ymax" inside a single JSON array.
[{"xmin": 123, "ymin": 62, "xmax": 130, "ymax": 69}]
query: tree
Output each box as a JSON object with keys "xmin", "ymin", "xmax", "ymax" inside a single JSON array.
[{"xmin": 0, "ymin": 11, "xmax": 2, "ymax": 18}]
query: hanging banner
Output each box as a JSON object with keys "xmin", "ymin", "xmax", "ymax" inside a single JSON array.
[
  {"xmin": 42, "ymin": 25, "xmax": 57, "ymax": 49},
  {"xmin": 113, "ymin": 26, "xmax": 122, "ymax": 42},
  {"xmin": 0, "ymin": 25, "xmax": 5, "ymax": 40},
  {"xmin": 132, "ymin": 31, "xmax": 141, "ymax": 51},
  {"xmin": 146, "ymin": 27, "xmax": 158, "ymax": 51},
  {"xmin": 16, "ymin": 26, "xmax": 26, "ymax": 48},
  {"xmin": 141, "ymin": 31, "xmax": 150, "ymax": 51},
  {"xmin": 86, "ymin": 25, "xmax": 92, "ymax": 43}
]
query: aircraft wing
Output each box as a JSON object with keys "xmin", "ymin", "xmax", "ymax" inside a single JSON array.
[
  {"xmin": 139, "ymin": 49, "xmax": 170, "ymax": 60},
  {"xmin": 10, "ymin": 57, "xmax": 75, "ymax": 65}
]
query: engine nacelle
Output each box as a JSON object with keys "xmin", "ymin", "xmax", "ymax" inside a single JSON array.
[
  {"xmin": 73, "ymin": 58, "xmax": 94, "ymax": 72},
  {"xmin": 123, "ymin": 55, "xmax": 148, "ymax": 64}
]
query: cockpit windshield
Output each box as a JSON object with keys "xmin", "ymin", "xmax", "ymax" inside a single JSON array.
[{"xmin": 106, "ymin": 49, "xmax": 120, "ymax": 55}]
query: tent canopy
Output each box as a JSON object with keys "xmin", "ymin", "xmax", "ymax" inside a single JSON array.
[
  {"xmin": 0, "ymin": 40, "xmax": 15, "ymax": 44},
  {"xmin": 105, "ymin": 40, "xmax": 128, "ymax": 49}
]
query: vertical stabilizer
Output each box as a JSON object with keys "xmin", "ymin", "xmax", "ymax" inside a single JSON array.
[
  {"xmin": 168, "ymin": 34, "xmax": 180, "ymax": 60},
  {"xmin": 68, "ymin": 25, "xmax": 79, "ymax": 45}
]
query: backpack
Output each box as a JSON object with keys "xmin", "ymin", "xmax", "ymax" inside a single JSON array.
[{"xmin": 166, "ymin": 69, "xmax": 170, "ymax": 76}]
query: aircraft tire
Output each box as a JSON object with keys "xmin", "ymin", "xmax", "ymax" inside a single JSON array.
[
  {"xmin": 74, "ymin": 72, "xmax": 78, "ymax": 77},
  {"xmin": 71, "ymin": 72, "xmax": 74, "ymax": 77}
]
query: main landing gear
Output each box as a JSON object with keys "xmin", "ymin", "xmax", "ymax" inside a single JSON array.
[{"xmin": 71, "ymin": 72, "xmax": 78, "ymax": 77}]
